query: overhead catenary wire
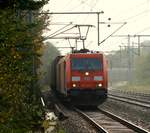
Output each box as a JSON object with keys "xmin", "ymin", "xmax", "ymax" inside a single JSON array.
[
  {"xmin": 69, "ymin": 0, "xmax": 87, "ymax": 12},
  {"xmin": 117, "ymin": 9, "xmax": 150, "ymax": 23},
  {"xmin": 99, "ymin": 22, "xmax": 127, "ymax": 45},
  {"xmin": 67, "ymin": 39, "xmax": 72, "ymax": 47},
  {"xmin": 44, "ymin": 0, "xmax": 150, "ymax": 52},
  {"xmin": 134, "ymin": 26, "xmax": 150, "ymax": 34},
  {"xmin": 61, "ymin": 0, "xmax": 75, "ymax": 11},
  {"xmin": 47, "ymin": 22, "xmax": 73, "ymax": 38},
  {"xmin": 79, "ymin": 0, "xmax": 100, "ymax": 24},
  {"xmin": 69, "ymin": 0, "xmax": 92, "ymax": 25},
  {"xmin": 113, "ymin": 0, "xmax": 149, "ymax": 20},
  {"xmin": 89, "ymin": 0, "xmax": 99, "ymax": 11},
  {"xmin": 110, "ymin": 1, "xmax": 150, "ymax": 37},
  {"xmin": 76, "ymin": 0, "xmax": 150, "ymax": 48},
  {"xmin": 48, "ymin": 25, "xmax": 77, "ymax": 38}
]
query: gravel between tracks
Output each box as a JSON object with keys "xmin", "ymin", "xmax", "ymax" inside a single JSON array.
[
  {"xmin": 99, "ymin": 98, "xmax": 150, "ymax": 132},
  {"xmin": 42, "ymin": 88, "xmax": 150, "ymax": 132},
  {"xmin": 57, "ymin": 109, "xmax": 97, "ymax": 133},
  {"xmin": 42, "ymin": 89, "xmax": 97, "ymax": 133}
]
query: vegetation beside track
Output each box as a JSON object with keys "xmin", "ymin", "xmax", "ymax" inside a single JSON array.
[
  {"xmin": 112, "ymin": 83, "xmax": 150, "ymax": 94},
  {"xmin": 121, "ymin": 85, "xmax": 150, "ymax": 94},
  {"xmin": 108, "ymin": 41, "xmax": 150, "ymax": 94},
  {"xmin": 0, "ymin": 0, "xmax": 50, "ymax": 132},
  {"xmin": 39, "ymin": 42, "xmax": 60, "ymax": 87}
]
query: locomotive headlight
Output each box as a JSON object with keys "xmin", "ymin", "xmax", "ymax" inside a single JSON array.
[
  {"xmin": 85, "ymin": 72, "xmax": 89, "ymax": 76},
  {"xmin": 72, "ymin": 84, "xmax": 76, "ymax": 87},
  {"xmin": 98, "ymin": 83, "xmax": 102, "ymax": 87}
]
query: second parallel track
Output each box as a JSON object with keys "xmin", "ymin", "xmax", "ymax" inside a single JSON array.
[{"xmin": 74, "ymin": 107, "xmax": 149, "ymax": 133}]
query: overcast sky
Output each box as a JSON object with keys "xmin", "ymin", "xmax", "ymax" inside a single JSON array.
[{"xmin": 43, "ymin": 0, "xmax": 150, "ymax": 54}]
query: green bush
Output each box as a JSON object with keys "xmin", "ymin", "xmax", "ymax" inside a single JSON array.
[{"xmin": 0, "ymin": 3, "xmax": 49, "ymax": 131}]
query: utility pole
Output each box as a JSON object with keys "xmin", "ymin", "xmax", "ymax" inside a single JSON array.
[
  {"xmin": 112, "ymin": 34, "xmax": 150, "ymax": 84},
  {"xmin": 137, "ymin": 35, "xmax": 141, "ymax": 56},
  {"xmin": 97, "ymin": 12, "xmax": 100, "ymax": 46},
  {"xmin": 119, "ymin": 45, "xmax": 122, "ymax": 67},
  {"xmin": 131, "ymin": 42, "xmax": 135, "ymax": 74},
  {"xmin": 112, "ymin": 34, "xmax": 150, "ymax": 56},
  {"xmin": 127, "ymin": 35, "xmax": 132, "ymax": 82}
]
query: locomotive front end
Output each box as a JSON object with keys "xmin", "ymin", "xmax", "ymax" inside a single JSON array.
[{"xmin": 66, "ymin": 53, "xmax": 108, "ymax": 106}]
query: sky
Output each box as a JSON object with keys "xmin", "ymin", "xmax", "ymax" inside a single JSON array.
[{"xmin": 42, "ymin": 0, "xmax": 150, "ymax": 54}]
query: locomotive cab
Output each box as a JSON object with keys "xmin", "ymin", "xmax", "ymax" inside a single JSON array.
[
  {"xmin": 67, "ymin": 53, "xmax": 108, "ymax": 105},
  {"xmin": 52, "ymin": 51, "xmax": 108, "ymax": 106}
]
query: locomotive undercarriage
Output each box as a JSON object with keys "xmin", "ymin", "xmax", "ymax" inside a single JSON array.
[{"xmin": 67, "ymin": 89, "xmax": 107, "ymax": 106}]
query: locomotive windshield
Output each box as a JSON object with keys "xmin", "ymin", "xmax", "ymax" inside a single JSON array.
[{"xmin": 71, "ymin": 58, "xmax": 102, "ymax": 70}]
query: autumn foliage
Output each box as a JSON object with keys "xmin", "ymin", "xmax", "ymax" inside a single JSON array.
[{"xmin": 0, "ymin": 0, "xmax": 49, "ymax": 132}]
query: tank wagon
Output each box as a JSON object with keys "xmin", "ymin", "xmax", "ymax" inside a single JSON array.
[{"xmin": 51, "ymin": 51, "xmax": 108, "ymax": 106}]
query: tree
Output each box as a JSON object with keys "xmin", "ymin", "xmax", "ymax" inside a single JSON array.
[
  {"xmin": 0, "ymin": 1, "xmax": 50, "ymax": 132},
  {"xmin": 135, "ymin": 41, "xmax": 150, "ymax": 84},
  {"xmin": 39, "ymin": 42, "xmax": 60, "ymax": 86},
  {"xmin": 0, "ymin": 0, "xmax": 48, "ymax": 9},
  {"xmin": 135, "ymin": 54, "xmax": 150, "ymax": 83}
]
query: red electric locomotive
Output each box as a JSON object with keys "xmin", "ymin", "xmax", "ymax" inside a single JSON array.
[{"xmin": 51, "ymin": 50, "xmax": 108, "ymax": 106}]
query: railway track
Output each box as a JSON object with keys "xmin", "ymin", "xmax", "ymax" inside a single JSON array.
[
  {"xmin": 74, "ymin": 107, "xmax": 149, "ymax": 133},
  {"xmin": 109, "ymin": 89, "xmax": 150, "ymax": 101},
  {"xmin": 108, "ymin": 94, "xmax": 150, "ymax": 109}
]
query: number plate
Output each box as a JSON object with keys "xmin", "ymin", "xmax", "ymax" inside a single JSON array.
[{"xmin": 84, "ymin": 77, "xmax": 91, "ymax": 81}]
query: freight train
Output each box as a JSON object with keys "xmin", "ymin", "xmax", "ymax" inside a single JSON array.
[{"xmin": 51, "ymin": 49, "xmax": 108, "ymax": 106}]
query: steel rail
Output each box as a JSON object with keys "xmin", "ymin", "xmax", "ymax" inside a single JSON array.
[
  {"xmin": 74, "ymin": 107, "xmax": 149, "ymax": 133},
  {"xmin": 74, "ymin": 108, "xmax": 108, "ymax": 133},
  {"xmin": 54, "ymin": 103, "xmax": 69, "ymax": 120},
  {"xmin": 108, "ymin": 93, "xmax": 150, "ymax": 105},
  {"xmin": 108, "ymin": 95, "xmax": 150, "ymax": 109},
  {"xmin": 109, "ymin": 89, "xmax": 150, "ymax": 97},
  {"xmin": 99, "ymin": 109, "xmax": 149, "ymax": 133}
]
